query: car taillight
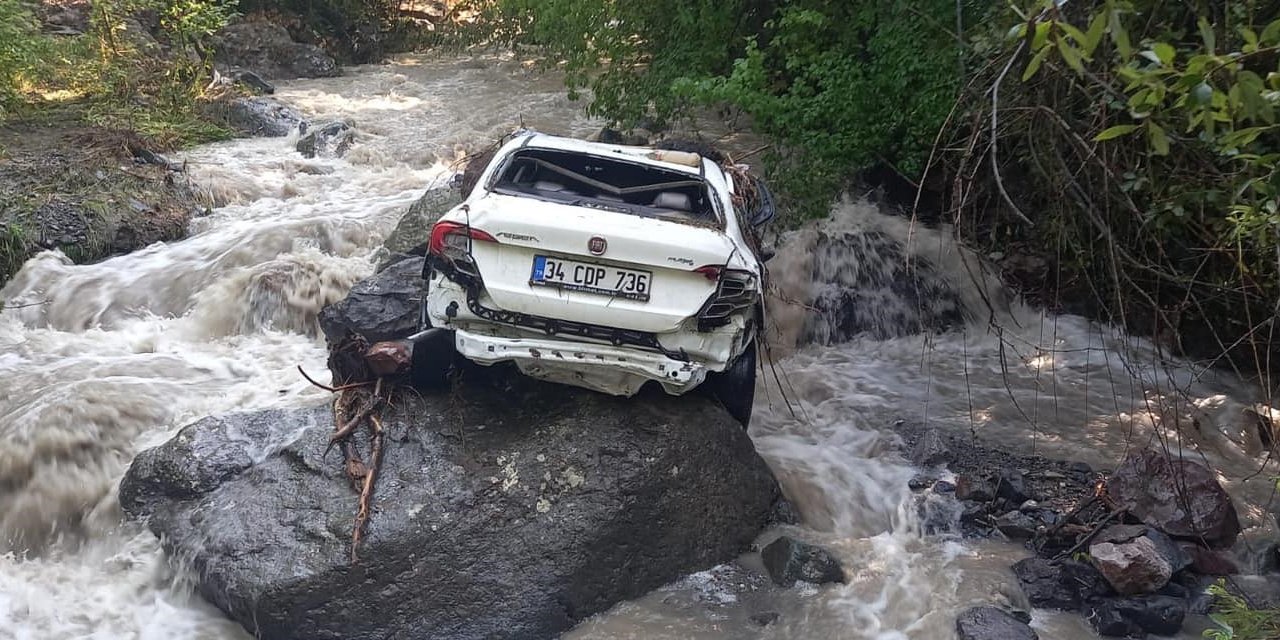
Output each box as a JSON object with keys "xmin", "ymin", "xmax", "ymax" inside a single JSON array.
[
  {"xmin": 428, "ymin": 221, "xmax": 497, "ymax": 260},
  {"xmin": 693, "ymin": 265, "xmax": 723, "ymax": 281},
  {"xmin": 695, "ymin": 268, "xmax": 757, "ymax": 330}
]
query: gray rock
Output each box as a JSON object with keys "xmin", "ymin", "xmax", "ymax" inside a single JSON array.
[
  {"xmin": 993, "ymin": 511, "xmax": 1039, "ymax": 540},
  {"xmin": 381, "ymin": 188, "xmax": 462, "ymax": 256},
  {"xmin": 120, "ymin": 380, "xmax": 781, "ymax": 640},
  {"xmin": 233, "ymin": 69, "xmax": 275, "ymax": 94},
  {"xmin": 1090, "ymin": 535, "xmax": 1173, "ymax": 596},
  {"xmin": 212, "ymin": 21, "xmax": 340, "ymax": 80},
  {"xmin": 760, "ymin": 536, "xmax": 845, "ymax": 587},
  {"xmin": 1085, "ymin": 595, "xmax": 1186, "ymax": 637},
  {"xmin": 297, "ymin": 121, "xmax": 355, "ymax": 159},
  {"xmin": 318, "ymin": 257, "xmax": 423, "ymax": 345},
  {"xmin": 1013, "ymin": 558, "xmax": 1113, "ymax": 610},
  {"xmin": 909, "ymin": 427, "xmax": 951, "ymax": 467},
  {"xmin": 1096, "ymin": 525, "xmax": 1192, "ymax": 574},
  {"xmin": 119, "ymin": 407, "xmax": 322, "ymax": 517},
  {"xmin": 1108, "ymin": 449, "xmax": 1241, "ymax": 548},
  {"xmin": 955, "ymin": 606, "xmax": 1039, "ymax": 640},
  {"xmin": 220, "ymin": 97, "xmax": 306, "ymax": 137},
  {"xmin": 993, "ymin": 468, "xmax": 1030, "ymax": 504},
  {"xmin": 799, "ymin": 230, "xmax": 968, "ymax": 344}
]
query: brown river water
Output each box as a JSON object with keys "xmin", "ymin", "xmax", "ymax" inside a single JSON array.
[{"xmin": 0, "ymin": 53, "xmax": 1276, "ymax": 640}]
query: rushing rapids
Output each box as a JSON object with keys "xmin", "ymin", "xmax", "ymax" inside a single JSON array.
[{"xmin": 0, "ymin": 53, "xmax": 1276, "ymax": 639}]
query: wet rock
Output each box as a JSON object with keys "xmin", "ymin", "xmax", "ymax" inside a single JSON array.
[
  {"xmin": 296, "ymin": 120, "xmax": 355, "ymax": 159},
  {"xmin": 219, "ymin": 96, "xmax": 307, "ymax": 137},
  {"xmin": 212, "ymin": 21, "xmax": 340, "ymax": 80},
  {"xmin": 318, "ymin": 257, "xmax": 422, "ymax": 345},
  {"xmin": 909, "ymin": 427, "xmax": 951, "ymax": 467},
  {"xmin": 993, "ymin": 468, "xmax": 1031, "ymax": 504},
  {"xmin": 749, "ymin": 611, "xmax": 779, "ymax": 627},
  {"xmin": 1107, "ymin": 449, "xmax": 1241, "ymax": 548},
  {"xmin": 380, "ymin": 188, "xmax": 462, "ymax": 257},
  {"xmin": 1090, "ymin": 535, "xmax": 1173, "ymax": 596},
  {"xmin": 955, "ymin": 606, "xmax": 1039, "ymax": 640},
  {"xmin": 1181, "ymin": 543, "xmax": 1238, "ymax": 575},
  {"xmin": 120, "ymin": 379, "xmax": 781, "ymax": 640},
  {"xmin": 1085, "ymin": 595, "xmax": 1186, "ymax": 637},
  {"xmin": 767, "ymin": 498, "xmax": 801, "ymax": 526},
  {"xmin": 917, "ymin": 492, "xmax": 962, "ymax": 535},
  {"xmin": 956, "ymin": 475, "xmax": 996, "ymax": 502},
  {"xmin": 934, "ymin": 480, "xmax": 956, "ymax": 493},
  {"xmin": 233, "ymin": 69, "xmax": 275, "ymax": 94},
  {"xmin": 908, "ymin": 475, "xmax": 934, "ymax": 491},
  {"xmin": 119, "ymin": 408, "xmax": 316, "ymax": 516},
  {"xmin": 800, "ymin": 230, "xmax": 967, "ymax": 344},
  {"xmin": 760, "ymin": 536, "xmax": 845, "ymax": 587},
  {"xmin": 994, "ymin": 511, "xmax": 1040, "ymax": 541},
  {"xmin": 1013, "ymin": 558, "xmax": 1113, "ymax": 610}
]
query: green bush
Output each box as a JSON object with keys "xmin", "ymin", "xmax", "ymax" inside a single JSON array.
[{"xmin": 459, "ymin": 0, "xmax": 984, "ymax": 223}]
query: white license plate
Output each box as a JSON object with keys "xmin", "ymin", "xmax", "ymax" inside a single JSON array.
[{"xmin": 530, "ymin": 255, "xmax": 651, "ymax": 302}]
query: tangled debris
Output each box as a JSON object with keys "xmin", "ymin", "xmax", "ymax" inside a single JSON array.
[{"xmin": 299, "ymin": 332, "xmax": 413, "ymax": 563}]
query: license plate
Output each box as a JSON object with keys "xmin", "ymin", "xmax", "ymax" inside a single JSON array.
[{"xmin": 530, "ymin": 255, "xmax": 651, "ymax": 302}]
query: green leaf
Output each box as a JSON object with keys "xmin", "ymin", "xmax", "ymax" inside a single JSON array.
[
  {"xmin": 1022, "ymin": 46, "xmax": 1050, "ymax": 81},
  {"xmin": 1109, "ymin": 10, "xmax": 1132, "ymax": 59},
  {"xmin": 1262, "ymin": 19, "xmax": 1280, "ymax": 45},
  {"xmin": 1152, "ymin": 42, "xmax": 1175, "ymax": 66},
  {"xmin": 1084, "ymin": 12, "xmax": 1107, "ymax": 56},
  {"xmin": 1032, "ymin": 21, "xmax": 1051, "ymax": 50},
  {"xmin": 1148, "ymin": 121, "xmax": 1170, "ymax": 155},
  {"xmin": 1198, "ymin": 17, "xmax": 1216, "ymax": 53},
  {"xmin": 1058, "ymin": 21, "xmax": 1087, "ymax": 47},
  {"xmin": 1095, "ymin": 124, "xmax": 1139, "ymax": 141},
  {"xmin": 1242, "ymin": 27, "xmax": 1258, "ymax": 52},
  {"xmin": 1057, "ymin": 38, "xmax": 1085, "ymax": 73}
]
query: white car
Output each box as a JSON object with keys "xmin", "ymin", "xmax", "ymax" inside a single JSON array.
[{"xmin": 415, "ymin": 131, "xmax": 774, "ymax": 426}]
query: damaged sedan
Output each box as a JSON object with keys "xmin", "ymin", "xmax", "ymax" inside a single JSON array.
[{"xmin": 415, "ymin": 131, "xmax": 775, "ymax": 426}]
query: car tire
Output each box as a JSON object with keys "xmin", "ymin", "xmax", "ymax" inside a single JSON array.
[{"xmin": 706, "ymin": 340, "xmax": 757, "ymax": 429}]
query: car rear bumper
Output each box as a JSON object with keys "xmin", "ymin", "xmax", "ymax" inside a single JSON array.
[{"xmin": 454, "ymin": 329, "xmax": 707, "ymax": 396}]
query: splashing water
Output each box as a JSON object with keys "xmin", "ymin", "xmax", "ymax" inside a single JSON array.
[{"xmin": 0, "ymin": 52, "xmax": 1273, "ymax": 640}]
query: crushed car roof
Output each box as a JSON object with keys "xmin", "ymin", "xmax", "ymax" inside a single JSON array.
[{"xmin": 512, "ymin": 132, "xmax": 709, "ymax": 176}]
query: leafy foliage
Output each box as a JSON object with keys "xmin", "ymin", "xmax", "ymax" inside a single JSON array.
[
  {"xmin": 1204, "ymin": 579, "xmax": 1280, "ymax": 640},
  {"xmin": 0, "ymin": 0, "xmax": 51, "ymax": 114},
  {"xmin": 458, "ymin": 0, "xmax": 983, "ymax": 222},
  {"xmin": 0, "ymin": 0, "xmax": 238, "ymax": 146},
  {"xmin": 935, "ymin": 0, "xmax": 1280, "ymax": 374}
]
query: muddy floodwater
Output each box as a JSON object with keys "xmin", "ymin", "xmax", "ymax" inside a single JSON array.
[{"xmin": 1, "ymin": 53, "xmax": 1276, "ymax": 640}]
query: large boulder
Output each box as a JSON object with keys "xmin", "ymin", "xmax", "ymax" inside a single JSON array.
[
  {"xmin": 212, "ymin": 21, "xmax": 340, "ymax": 80},
  {"xmin": 120, "ymin": 377, "xmax": 782, "ymax": 640},
  {"xmin": 1107, "ymin": 449, "xmax": 1241, "ymax": 548},
  {"xmin": 955, "ymin": 606, "xmax": 1039, "ymax": 640},
  {"xmin": 381, "ymin": 188, "xmax": 462, "ymax": 256},
  {"xmin": 318, "ymin": 257, "xmax": 423, "ymax": 344},
  {"xmin": 217, "ymin": 96, "xmax": 307, "ymax": 137}
]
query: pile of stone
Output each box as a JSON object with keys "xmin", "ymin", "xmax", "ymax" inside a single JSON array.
[{"xmin": 903, "ymin": 424, "xmax": 1251, "ymax": 639}]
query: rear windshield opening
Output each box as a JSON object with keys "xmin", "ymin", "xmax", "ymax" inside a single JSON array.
[{"xmin": 490, "ymin": 148, "xmax": 719, "ymax": 225}]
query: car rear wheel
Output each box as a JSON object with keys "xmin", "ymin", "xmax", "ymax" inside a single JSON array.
[{"xmin": 706, "ymin": 340, "xmax": 757, "ymax": 429}]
